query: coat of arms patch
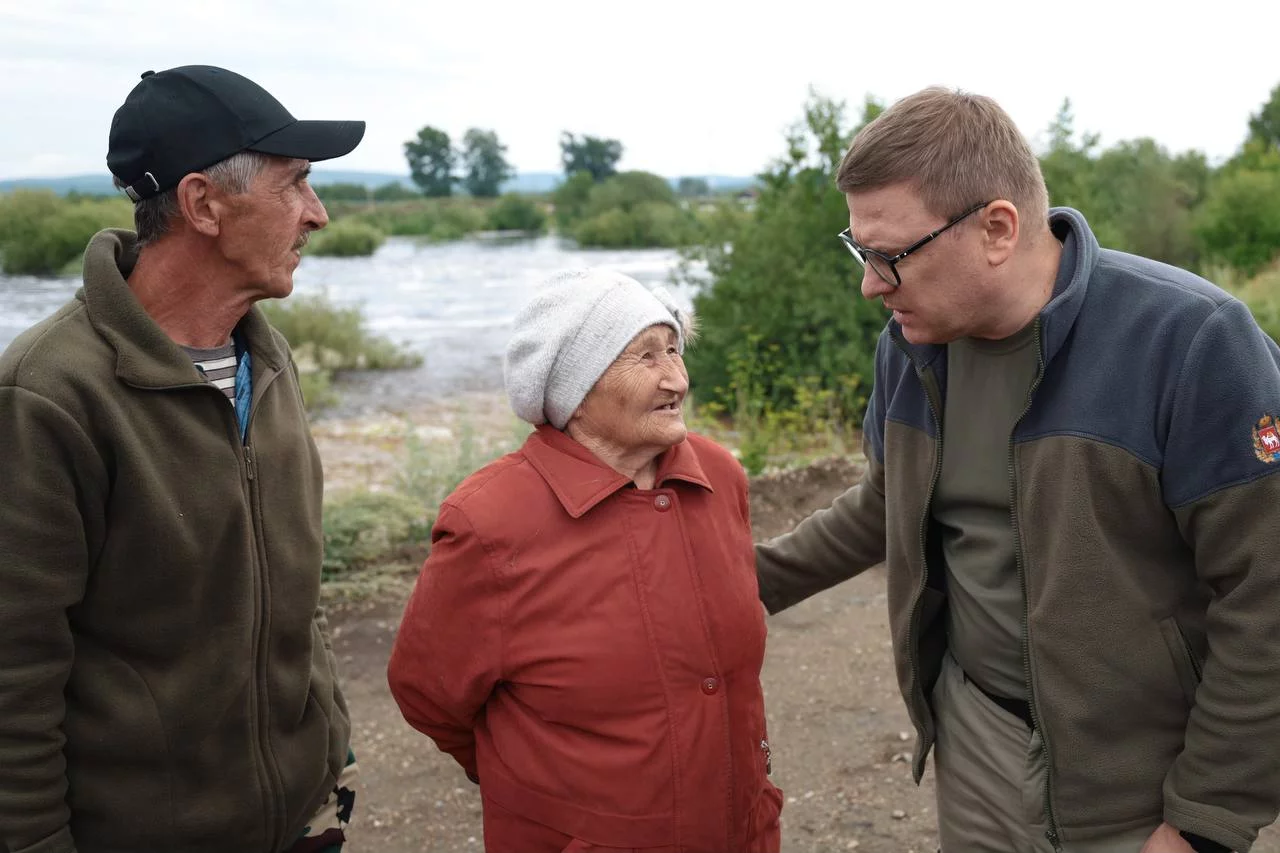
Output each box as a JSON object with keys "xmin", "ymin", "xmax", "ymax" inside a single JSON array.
[{"xmin": 1253, "ymin": 414, "xmax": 1280, "ymax": 463}]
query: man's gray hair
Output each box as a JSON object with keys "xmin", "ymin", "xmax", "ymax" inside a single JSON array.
[{"xmin": 114, "ymin": 150, "xmax": 271, "ymax": 246}]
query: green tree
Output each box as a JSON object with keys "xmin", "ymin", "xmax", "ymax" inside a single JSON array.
[
  {"xmin": 461, "ymin": 128, "xmax": 514, "ymax": 198},
  {"xmin": 582, "ymin": 171, "xmax": 675, "ymax": 218},
  {"xmin": 560, "ymin": 133, "xmax": 623, "ymax": 182},
  {"xmin": 1248, "ymin": 82, "xmax": 1280, "ymax": 150},
  {"xmin": 1039, "ymin": 99, "xmax": 1100, "ymax": 212},
  {"xmin": 1196, "ymin": 166, "xmax": 1280, "ymax": 275},
  {"xmin": 1088, "ymin": 138, "xmax": 1199, "ymax": 268},
  {"xmin": 404, "ymin": 126, "xmax": 456, "ymax": 197},
  {"xmin": 677, "ymin": 177, "xmax": 710, "ymax": 197},
  {"xmin": 487, "ymin": 193, "xmax": 546, "ymax": 233},
  {"xmin": 551, "ymin": 171, "xmax": 596, "ymax": 231},
  {"xmin": 567, "ymin": 172, "xmax": 692, "ymax": 248},
  {"xmin": 681, "ymin": 92, "xmax": 889, "ymax": 428}
]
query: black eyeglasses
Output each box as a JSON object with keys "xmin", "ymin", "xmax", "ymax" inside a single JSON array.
[{"xmin": 837, "ymin": 200, "xmax": 992, "ymax": 287}]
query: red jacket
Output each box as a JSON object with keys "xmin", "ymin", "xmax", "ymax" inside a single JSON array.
[{"xmin": 388, "ymin": 426, "xmax": 782, "ymax": 852}]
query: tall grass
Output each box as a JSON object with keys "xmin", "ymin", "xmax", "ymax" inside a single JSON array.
[
  {"xmin": 321, "ymin": 417, "xmax": 530, "ymax": 579},
  {"xmin": 1209, "ymin": 261, "xmax": 1280, "ymax": 345},
  {"xmin": 259, "ymin": 294, "xmax": 422, "ymax": 409}
]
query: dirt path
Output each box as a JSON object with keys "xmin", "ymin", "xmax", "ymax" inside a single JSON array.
[{"xmin": 323, "ymin": 447, "xmax": 1280, "ymax": 852}]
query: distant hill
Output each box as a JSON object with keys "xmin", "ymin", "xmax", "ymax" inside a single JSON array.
[
  {"xmin": 0, "ymin": 169, "xmax": 757, "ymax": 197},
  {"xmin": 0, "ymin": 174, "xmax": 120, "ymax": 196}
]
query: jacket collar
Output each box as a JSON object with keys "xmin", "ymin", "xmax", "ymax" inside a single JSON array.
[
  {"xmin": 1037, "ymin": 207, "xmax": 1098, "ymax": 365},
  {"xmin": 887, "ymin": 206, "xmax": 1099, "ymax": 370},
  {"xmin": 79, "ymin": 228, "xmax": 287, "ymax": 390},
  {"xmin": 522, "ymin": 424, "xmax": 714, "ymax": 519}
]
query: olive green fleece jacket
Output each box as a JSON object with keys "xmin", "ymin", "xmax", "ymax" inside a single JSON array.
[
  {"xmin": 0, "ymin": 230, "xmax": 350, "ymax": 853},
  {"xmin": 757, "ymin": 209, "xmax": 1280, "ymax": 852}
]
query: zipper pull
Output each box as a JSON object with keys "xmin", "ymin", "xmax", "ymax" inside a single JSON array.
[
  {"xmin": 245, "ymin": 445, "xmax": 256, "ymax": 481},
  {"xmin": 760, "ymin": 739, "xmax": 772, "ymax": 776}
]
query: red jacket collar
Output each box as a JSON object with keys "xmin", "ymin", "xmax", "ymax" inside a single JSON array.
[{"xmin": 522, "ymin": 425, "xmax": 714, "ymax": 518}]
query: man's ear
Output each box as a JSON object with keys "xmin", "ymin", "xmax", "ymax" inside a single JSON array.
[
  {"xmin": 982, "ymin": 200, "xmax": 1019, "ymax": 267},
  {"xmin": 174, "ymin": 173, "xmax": 223, "ymax": 238}
]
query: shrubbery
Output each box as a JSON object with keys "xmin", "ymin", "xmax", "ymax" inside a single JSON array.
[
  {"xmin": 307, "ymin": 219, "xmax": 386, "ymax": 257},
  {"xmin": 322, "ymin": 490, "xmax": 430, "ymax": 579},
  {"xmin": 259, "ymin": 294, "xmax": 422, "ymax": 410},
  {"xmin": 553, "ymin": 170, "xmax": 702, "ymax": 248},
  {"xmin": 349, "ymin": 198, "xmax": 488, "ymax": 241},
  {"xmin": 486, "ymin": 193, "xmax": 547, "ymax": 233},
  {"xmin": 681, "ymin": 95, "xmax": 888, "ymax": 442},
  {"xmin": 0, "ymin": 190, "xmax": 133, "ymax": 275}
]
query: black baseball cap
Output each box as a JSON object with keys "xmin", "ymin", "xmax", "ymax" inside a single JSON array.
[{"xmin": 107, "ymin": 65, "xmax": 365, "ymax": 202}]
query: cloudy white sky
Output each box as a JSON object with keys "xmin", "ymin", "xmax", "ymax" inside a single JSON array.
[{"xmin": 2, "ymin": 0, "xmax": 1277, "ymax": 181}]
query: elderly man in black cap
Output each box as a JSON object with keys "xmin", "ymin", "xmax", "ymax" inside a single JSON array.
[{"xmin": 0, "ymin": 66, "xmax": 365, "ymax": 853}]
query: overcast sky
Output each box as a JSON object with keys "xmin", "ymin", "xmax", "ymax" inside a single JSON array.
[{"xmin": 3, "ymin": 0, "xmax": 1277, "ymax": 181}]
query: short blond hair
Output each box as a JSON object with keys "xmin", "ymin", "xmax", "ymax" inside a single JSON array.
[{"xmin": 836, "ymin": 87, "xmax": 1048, "ymax": 230}]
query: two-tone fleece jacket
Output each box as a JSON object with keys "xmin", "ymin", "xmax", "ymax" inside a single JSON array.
[
  {"xmin": 756, "ymin": 208, "xmax": 1280, "ymax": 852},
  {"xmin": 0, "ymin": 230, "xmax": 351, "ymax": 853}
]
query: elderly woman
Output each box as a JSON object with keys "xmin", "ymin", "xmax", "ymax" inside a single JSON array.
[{"xmin": 387, "ymin": 269, "xmax": 783, "ymax": 852}]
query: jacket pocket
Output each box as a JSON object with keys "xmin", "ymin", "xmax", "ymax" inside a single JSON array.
[
  {"xmin": 745, "ymin": 783, "xmax": 784, "ymax": 853},
  {"xmin": 1158, "ymin": 616, "xmax": 1203, "ymax": 705}
]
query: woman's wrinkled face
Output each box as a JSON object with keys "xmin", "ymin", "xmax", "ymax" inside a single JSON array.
[{"xmin": 573, "ymin": 324, "xmax": 689, "ymax": 454}]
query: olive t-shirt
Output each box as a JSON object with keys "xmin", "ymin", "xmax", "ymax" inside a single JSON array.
[{"xmin": 932, "ymin": 321, "xmax": 1040, "ymax": 700}]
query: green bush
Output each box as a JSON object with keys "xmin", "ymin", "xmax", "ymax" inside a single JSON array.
[
  {"xmin": 350, "ymin": 199, "xmax": 488, "ymax": 241},
  {"xmin": 487, "ymin": 193, "xmax": 546, "ymax": 233},
  {"xmin": 259, "ymin": 294, "xmax": 422, "ymax": 410},
  {"xmin": 1221, "ymin": 264, "xmax": 1280, "ymax": 346},
  {"xmin": 572, "ymin": 202, "xmax": 693, "ymax": 248},
  {"xmin": 681, "ymin": 93, "xmax": 887, "ymax": 431},
  {"xmin": 372, "ymin": 182, "xmax": 422, "ymax": 202},
  {"xmin": 322, "ymin": 490, "xmax": 430, "ymax": 577},
  {"xmin": 551, "ymin": 171, "xmax": 596, "ymax": 232},
  {"xmin": 320, "ymin": 418, "xmax": 530, "ymax": 578},
  {"xmin": 395, "ymin": 422, "xmax": 509, "ymax": 509},
  {"xmin": 1247, "ymin": 291, "xmax": 1280, "ymax": 346},
  {"xmin": 1195, "ymin": 167, "xmax": 1280, "ymax": 276},
  {"xmin": 429, "ymin": 202, "xmax": 488, "ymax": 241},
  {"xmin": 307, "ymin": 219, "xmax": 386, "ymax": 257},
  {"xmin": 0, "ymin": 191, "xmax": 133, "ymax": 275},
  {"xmin": 314, "ymin": 182, "xmax": 371, "ymax": 203},
  {"xmin": 555, "ymin": 170, "xmax": 693, "ymax": 248},
  {"xmin": 581, "ymin": 171, "xmax": 676, "ymax": 219}
]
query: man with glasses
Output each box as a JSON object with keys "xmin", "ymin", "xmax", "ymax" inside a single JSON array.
[{"xmin": 756, "ymin": 87, "xmax": 1280, "ymax": 853}]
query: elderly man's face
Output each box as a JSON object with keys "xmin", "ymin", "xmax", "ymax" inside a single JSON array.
[
  {"xmin": 575, "ymin": 323, "xmax": 689, "ymax": 455},
  {"xmin": 217, "ymin": 156, "xmax": 329, "ymax": 299}
]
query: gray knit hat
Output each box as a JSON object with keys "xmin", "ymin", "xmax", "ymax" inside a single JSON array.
[{"xmin": 504, "ymin": 268, "xmax": 695, "ymax": 429}]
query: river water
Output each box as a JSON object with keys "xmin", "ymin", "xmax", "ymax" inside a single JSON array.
[{"xmin": 0, "ymin": 234, "xmax": 701, "ymax": 416}]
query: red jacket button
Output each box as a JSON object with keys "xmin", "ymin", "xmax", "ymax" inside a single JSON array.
[
  {"xmin": 654, "ymin": 495, "xmax": 671, "ymax": 511},
  {"xmin": 701, "ymin": 677, "xmax": 719, "ymax": 695}
]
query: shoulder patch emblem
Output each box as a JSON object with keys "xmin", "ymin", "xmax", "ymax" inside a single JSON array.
[{"xmin": 1254, "ymin": 414, "xmax": 1280, "ymax": 463}]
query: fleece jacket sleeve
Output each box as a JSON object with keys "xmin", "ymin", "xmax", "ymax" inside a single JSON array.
[
  {"xmin": 754, "ymin": 429, "xmax": 888, "ymax": 615},
  {"xmin": 0, "ymin": 387, "xmax": 106, "ymax": 853},
  {"xmin": 1160, "ymin": 300, "xmax": 1280, "ymax": 852}
]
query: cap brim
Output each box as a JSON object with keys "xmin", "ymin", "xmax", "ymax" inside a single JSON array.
[{"xmin": 248, "ymin": 119, "xmax": 366, "ymax": 163}]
